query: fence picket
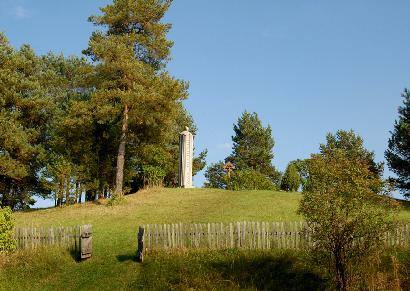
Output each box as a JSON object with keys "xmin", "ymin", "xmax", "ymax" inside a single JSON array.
[{"xmin": 13, "ymin": 225, "xmax": 87, "ymax": 250}]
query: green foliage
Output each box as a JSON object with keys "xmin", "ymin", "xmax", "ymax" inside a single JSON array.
[
  {"xmin": 204, "ymin": 164, "xmax": 276, "ymax": 191},
  {"xmin": 204, "ymin": 162, "xmax": 226, "ymax": 189},
  {"xmin": 385, "ymin": 89, "xmax": 410, "ymax": 196},
  {"xmin": 320, "ymin": 129, "xmax": 383, "ymax": 178},
  {"xmin": 0, "ymin": 0, "xmax": 206, "ymax": 207},
  {"xmin": 281, "ymin": 162, "xmax": 301, "ymax": 192},
  {"xmin": 205, "ymin": 111, "xmax": 280, "ymax": 190},
  {"xmin": 291, "ymin": 159, "xmax": 309, "ymax": 191},
  {"xmin": 140, "ymin": 165, "xmax": 166, "ymax": 188},
  {"xmin": 85, "ymin": 0, "xmax": 188, "ymax": 196},
  {"xmin": 0, "ymin": 34, "xmax": 57, "ymax": 209},
  {"xmin": 299, "ymin": 134, "xmax": 398, "ymax": 290},
  {"xmin": 229, "ymin": 111, "xmax": 278, "ymax": 178},
  {"xmin": 227, "ymin": 169, "xmax": 277, "ymax": 191},
  {"xmin": 0, "ymin": 206, "xmax": 16, "ymax": 253}
]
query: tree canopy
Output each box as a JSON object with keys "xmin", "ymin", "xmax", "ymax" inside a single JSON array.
[
  {"xmin": 0, "ymin": 0, "xmax": 206, "ymax": 209},
  {"xmin": 385, "ymin": 89, "xmax": 410, "ymax": 196}
]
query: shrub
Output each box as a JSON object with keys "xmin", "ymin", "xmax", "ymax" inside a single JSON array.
[
  {"xmin": 0, "ymin": 206, "xmax": 16, "ymax": 253},
  {"xmin": 280, "ymin": 163, "xmax": 301, "ymax": 192},
  {"xmin": 141, "ymin": 165, "xmax": 166, "ymax": 188},
  {"xmin": 299, "ymin": 149, "xmax": 398, "ymax": 290},
  {"xmin": 227, "ymin": 169, "xmax": 276, "ymax": 191},
  {"xmin": 204, "ymin": 162, "xmax": 226, "ymax": 189}
]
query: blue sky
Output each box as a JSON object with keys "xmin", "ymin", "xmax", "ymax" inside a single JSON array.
[{"xmin": 1, "ymin": 0, "xmax": 409, "ymax": 206}]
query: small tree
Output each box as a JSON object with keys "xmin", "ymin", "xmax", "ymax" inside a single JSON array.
[
  {"xmin": 385, "ymin": 89, "xmax": 410, "ymax": 196},
  {"xmin": 204, "ymin": 162, "xmax": 227, "ymax": 189},
  {"xmin": 0, "ymin": 206, "xmax": 16, "ymax": 253},
  {"xmin": 280, "ymin": 162, "xmax": 301, "ymax": 192},
  {"xmin": 299, "ymin": 148, "xmax": 397, "ymax": 290},
  {"xmin": 229, "ymin": 111, "xmax": 278, "ymax": 179},
  {"xmin": 205, "ymin": 111, "xmax": 281, "ymax": 189}
]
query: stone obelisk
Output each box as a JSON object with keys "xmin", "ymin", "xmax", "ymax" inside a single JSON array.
[{"xmin": 178, "ymin": 127, "xmax": 194, "ymax": 188}]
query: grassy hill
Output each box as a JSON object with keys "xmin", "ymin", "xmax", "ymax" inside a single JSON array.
[{"xmin": 2, "ymin": 188, "xmax": 410, "ymax": 290}]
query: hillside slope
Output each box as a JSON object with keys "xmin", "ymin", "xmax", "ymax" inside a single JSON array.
[
  {"xmin": 2, "ymin": 188, "xmax": 409, "ymax": 290},
  {"xmin": 15, "ymin": 188, "xmax": 303, "ymax": 227}
]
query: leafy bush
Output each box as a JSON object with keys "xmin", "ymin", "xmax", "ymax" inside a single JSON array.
[
  {"xmin": 204, "ymin": 162, "xmax": 226, "ymax": 189},
  {"xmin": 280, "ymin": 163, "xmax": 301, "ymax": 192},
  {"xmin": 227, "ymin": 170, "xmax": 276, "ymax": 191},
  {"xmin": 299, "ymin": 148, "xmax": 398, "ymax": 290},
  {"xmin": 141, "ymin": 165, "xmax": 166, "ymax": 188},
  {"xmin": 0, "ymin": 206, "xmax": 16, "ymax": 253}
]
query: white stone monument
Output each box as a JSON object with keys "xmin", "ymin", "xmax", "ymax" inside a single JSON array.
[{"xmin": 178, "ymin": 127, "xmax": 194, "ymax": 188}]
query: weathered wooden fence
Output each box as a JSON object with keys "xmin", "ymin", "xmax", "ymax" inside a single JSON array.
[
  {"xmin": 13, "ymin": 225, "xmax": 90, "ymax": 250},
  {"xmin": 139, "ymin": 222, "xmax": 410, "ymax": 251}
]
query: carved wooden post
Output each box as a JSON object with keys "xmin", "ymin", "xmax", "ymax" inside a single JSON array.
[
  {"xmin": 137, "ymin": 226, "xmax": 145, "ymax": 262},
  {"xmin": 80, "ymin": 225, "xmax": 92, "ymax": 260}
]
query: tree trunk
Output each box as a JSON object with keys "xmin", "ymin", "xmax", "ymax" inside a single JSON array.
[
  {"xmin": 114, "ymin": 105, "xmax": 129, "ymax": 196},
  {"xmin": 77, "ymin": 182, "xmax": 82, "ymax": 204},
  {"xmin": 65, "ymin": 176, "xmax": 70, "ymax": 205},
  {"xmin": 335, "ymin": 248, "xmax": 348, "ymax": 291},
  {"xmin": 58, "ymin": 181, "xmax": 63, "ymax": 207}
]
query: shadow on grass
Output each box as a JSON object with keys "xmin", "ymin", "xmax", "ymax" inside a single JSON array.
[
  {"xmin": 69, "ymin": 247, "xmax": 81, "ymax": 262},
  {"xmin": 116, "ymin": 253, "xmax": 137, "ymax": 262},
  {"xmin": 212, "ymin": 252, "xmax": 324, "ymax": 290},
  {"xmin": 132, "ymin": 250, "xmax": 326, "ymax": 290}
]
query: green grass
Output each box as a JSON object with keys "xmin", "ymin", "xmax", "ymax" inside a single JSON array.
[
  {"xmin": 14, "ymin": 188, "xmax": 304, "ymax": 227},
  {"xmin": 1, "ymin": 188, "xmax": 410, "ymax": 290}
]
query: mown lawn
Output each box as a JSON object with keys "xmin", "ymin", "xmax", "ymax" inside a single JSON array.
[{"xmin": 1, "ymin": 188, "xmax": 409, "ymax": 290}]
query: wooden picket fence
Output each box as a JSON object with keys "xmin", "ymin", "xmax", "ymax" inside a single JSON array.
[
  {"xmin": 140, "ymin": 222, "xmax": 410, "ymax": 251},
  {"xmin": 13, "ymin": 225, "xmax": 85, "ymax": 249}
]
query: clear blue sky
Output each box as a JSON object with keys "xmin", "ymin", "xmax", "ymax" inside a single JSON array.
[{"xmin": 1, "ymin": 0, "xmax": 409, "ymax": 207}]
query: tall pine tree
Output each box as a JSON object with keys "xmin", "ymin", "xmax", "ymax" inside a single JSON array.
[
  {"xmin": 85, "ymin": 0, "xmax": 188, "ymax": 197},
  {"xmin": 385, "ymin": 89, "xmax": 410, "ymax": 196}
]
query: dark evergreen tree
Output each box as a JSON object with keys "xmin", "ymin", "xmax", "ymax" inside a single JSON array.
[
  {"xmin": 385, "ymin": 89, "xmax": 410, "ymax": 196},
  {"xmin": 205, "ymin": 111, "xmax": 280, "ymax": 190},
  {"xmin": 229, "ymin": 111, "xmax": 280, "ymax": 183},
  {"xmin": 85, "ymin": 0, "xmax": 188, "ymax": 197},
  {"xmin": 0, "ymin": 34, "xmax": 56, "ymax": 209}
]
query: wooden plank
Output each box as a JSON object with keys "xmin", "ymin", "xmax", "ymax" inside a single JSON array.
[
  {"xmin": 242, "ymin": 222, "xmax": 246, "ymax": 249},
  {"xmin": 229, "ymin": 223, "xmax": 234, "ymax": 248},
  {"xmin": 236, "ymin": 222, "xmax": 241, "ymax": 248},
  {"xmin": 261, "ymin": 222, "xmax": 266, "ymax": 250},
  {"xmin": 257, "ymin": 222, "xmax": 261, "ymax": 250}
]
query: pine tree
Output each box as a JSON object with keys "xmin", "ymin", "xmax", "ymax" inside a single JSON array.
[
  {"xmin": 385, "ymin": 89, "xmax": 410, "ymax": 196},
  {"xmin": 0, "ymin": 34, "xmax": 56, "ymax": 209},
  {"xmin": 85, "ymin": 0, "xmax": 188, "ymax": 197},
  {"xmin": 229, "ymin": 111, "xmax": 280, "ymax": 182}
]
